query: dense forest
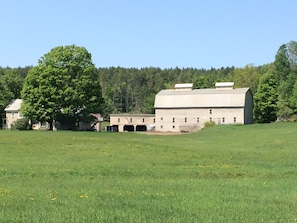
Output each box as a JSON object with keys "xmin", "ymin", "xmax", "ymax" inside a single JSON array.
[{"xmin": 1, "ymin": 41, "xmax": 297, "ymax": 128}]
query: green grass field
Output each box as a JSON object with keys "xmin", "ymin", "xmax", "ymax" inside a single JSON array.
[{"xmin": 0, "ymin": 122, "xmax": 297, "ymax": 222}]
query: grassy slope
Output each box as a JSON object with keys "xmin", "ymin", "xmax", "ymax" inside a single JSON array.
[{"xmin": 0, "ymin": 122, "xmax": 297, "ymax": 222}]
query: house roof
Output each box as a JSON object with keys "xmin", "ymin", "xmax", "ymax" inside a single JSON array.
[
  {"xmin": 154, "ymin": 87, "xmax": 250, "ymax": 108},
  {"xmin": 90, "ymin": 113, "xmax": 101, "ymax": 119},
  {"xmin": 4, "ymin": 99, "xmax": 23, "ymax": 112}
]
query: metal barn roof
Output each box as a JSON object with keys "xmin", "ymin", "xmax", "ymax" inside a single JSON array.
[{"xmin": 154, "ymin": 87, "xmax": 250, "ymax": 108}]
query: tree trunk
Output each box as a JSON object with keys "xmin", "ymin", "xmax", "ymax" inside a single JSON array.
[{"xmin": 49, "ymin": 120, "xmax": 54, "ymax": 131}]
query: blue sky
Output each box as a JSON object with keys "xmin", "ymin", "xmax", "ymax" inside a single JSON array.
[{"xmin": 1, "ymin": 0, "xmax": 296, "ymax": 69}]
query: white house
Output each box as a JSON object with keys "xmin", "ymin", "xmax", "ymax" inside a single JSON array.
[
  {"xmin": 3, "ymin": 99, "xmax": 103, "ymax": 131},
  {"xmin": 4, "ymin": 99, "xmax": 23, "ymax": 129}
]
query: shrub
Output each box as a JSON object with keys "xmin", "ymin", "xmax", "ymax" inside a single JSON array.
[
  {"xmin": 204, "ymin": 120, "xmax": 216, "ymax": 128},
  {"xmin": 11, "ymin": 118, "xmax": 32, "ymax": 130}
]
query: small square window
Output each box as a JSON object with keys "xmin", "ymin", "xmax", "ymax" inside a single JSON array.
[
  {"xmin": 143, "ymin": 118, "xmax": 145, "ymax": 123},
  {"xmin": 173, "ymin": 125, "xmax": 175, "ymax": 129},
  {"xmin": 185, "ymin": 118, "xmax": 187, "ymax": 123},
  {"xmin": 161, "ymin": 125, "xmax": 163, "ymax": 129},
  {"xmin": 173, "ymin": 118, "xmax": 175, "ymax": 123},
  {"xmin": 234, "ymin": 117, "xmax": 236, "ymax": 123},
  {"xmin": 222, "ymin": 117, "xmax": 225, "ymax": 123},
  {"xmin": 210, "ymin": 109, "xmax": 212, "ymax": 115},
  {"xmin": 161, "ymin": 117, "xmax": 163, "ymax": 121},
  {"xmin": 197, "ymin": 117, "xmax": 200, "ymax": 123},
  {"xmin": 153, "ymin": 118, "xmax": 155, "ymax": 123}
]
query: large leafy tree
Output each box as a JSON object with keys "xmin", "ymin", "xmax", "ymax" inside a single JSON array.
[
  {"xmin": 233, "ymin": 64, "xmax": 260, "ymax": 94},
  {"xmin": 21, "ymin": 45, "xmax": 104, "ymax": 130},
  {"xmin": 274, "ymin": 41, "xmax": 297, "ymax": 119},
  {"xmin": 0, "ymin": 68, "xmax": 24, "ymax": 128},
  {"xmin": 0, "ymin": 76, "xmax": 13, "ymax": 127},
  {"xmin": 253, "ymin": 72, "xmax": 278, "ymax": 123}
]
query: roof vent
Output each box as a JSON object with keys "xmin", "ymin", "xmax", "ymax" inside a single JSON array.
[
  {"xmin": 215, "ymin": 82, "xmax": 234, "ymax": 90},
  {"xmin": 174, "ymin": 83, "xmax": 193, "ymax": 91}
]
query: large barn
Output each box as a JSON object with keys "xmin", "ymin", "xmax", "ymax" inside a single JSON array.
[
  {"xmin": 109, "ymin": 82, "xmax": 253, "ymax": 132},
  {"xmin": 154, "ymin": 82, "xmax": 253, "ymax": 132}
]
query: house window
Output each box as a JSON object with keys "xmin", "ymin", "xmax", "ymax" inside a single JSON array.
[
  {"xmin": 118, "ymin": 118, "xmax": 120, "ymax": 122},
  {"xmin": 161, "ymin": 117, "xmax": 163, "ymax": 121},
  {"xmin": 153, "ymin": 118, "xmax": 155, "ymax": 123},
  {"xmin": 222, "ymin": 117, "xmax": 225, "ymax": 123},
  {"xmin": 12, "ymin": 112, "xmax": 15, "ymax": 119},
  {"xmin": 197, "ymin": 117, "xmax": 200, "ymax": 123},
  {"xmin": 234, "ymin": 117, "xmax": 236, "ymax": 123},
  {"xmin": 143, "ymin": 118, "xmax": 145, "ymax": 123},
  {"xmin": 209, "ymin": 109, "xmax": 212, "ymax": 115},
  {"xmin": 161, "ymin": 125, "xmax": 163, "ymax": 129},
  {"xmin": 173, "ymin": 125, "xmax": 175, "ymax": 129},
  {"xmin": 18, "ymin": 113, "xmax": 23, "ymax": 119},
  {"xmin": 185, "ymin": 117, "xmax": 187, "ymax": 123},
  {"xmin": 210, "ymin": 117, "xmax": 212, "ymax": 122},
  {"xmin": 130, "ymin": 118, "xmax": 132, "ymax": 123},
  {"xmin": 173, "ymin": 118, "xmax": 175, "ymax": 123}
]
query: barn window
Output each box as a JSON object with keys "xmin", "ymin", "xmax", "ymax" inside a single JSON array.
[
  {"xmin": 209, "ymin": 109, "xmax": 212, "ymax": 114},
  {"xmin": 173, "ymin": 118, "xmax": 175, "ymax": 123},
  {"xmin": 185, "ymin": 117, "xmax": 187, "ymax": 123},
  {"xmin": 197, "ymin": 117, "xmax": 200, "ymax": 123},
  {"xmin": 118, "ymin": 118, "xmax": 120, "ymax": 122},
  {"xmin": 234, "ymin": 117, "xmax": 236, "ymax": 123}
]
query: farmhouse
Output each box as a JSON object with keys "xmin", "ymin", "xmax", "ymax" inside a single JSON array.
[
  {"xmin": 3, "ymin": 99, "xmax": 103, "ymax": 131},
  {"xmin": 109, "ymin": 82, "xmax": 253, "ymax": 132},
  {"xmin": 3, "ymin": 99, "xmax": 23, "ymax": 129}
]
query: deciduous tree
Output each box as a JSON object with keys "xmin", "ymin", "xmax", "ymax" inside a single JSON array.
[
  {"xmin": 21, "ymin": 45, "xmax": 104, "ymax": 130},
  {"xmin": 253, "ymin": 72, "xmax": 278, "ymax": 123}
]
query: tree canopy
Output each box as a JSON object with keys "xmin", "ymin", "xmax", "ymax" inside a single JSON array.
[
  {"xmin": 21, "ymin": 45, "xmax": 104, "ymax": 130},
  {"xmin": 253, "ymin": 72, "xmax": 278, "ymax": 123}
]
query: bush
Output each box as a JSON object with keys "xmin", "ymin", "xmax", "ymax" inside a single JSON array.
[
  {"xmin": 204, "ymin": 121, "xmax": 216, "ymax": 128},
  {"xmin": 11, "ymin": 118, "xmax": 32, "ymax": 130}
]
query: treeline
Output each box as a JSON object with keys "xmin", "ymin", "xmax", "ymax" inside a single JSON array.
[
  {"xmin": 0, "ymin": 65, "xmax": 265, "ymax": 121},
  {"xmin": 0, "ymin": 41, "xmax": 296, "ymax": 127},
  {"xmin": 97, "ymin": 65, "xmax": 266, "ymax": 116}
]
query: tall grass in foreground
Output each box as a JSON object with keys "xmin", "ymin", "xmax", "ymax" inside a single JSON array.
[{"xmin": 0, "ymin": 122, "xmax": 297, "ymax": 222}]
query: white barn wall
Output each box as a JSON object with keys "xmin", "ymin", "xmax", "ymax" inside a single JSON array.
[
  {"xmin": 155, "ymin": 107, "xmax": 244, "ymax": 132},
  {"xmin": 110, "ymin": 114, "xmax": 155, "ymax": 132}
]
